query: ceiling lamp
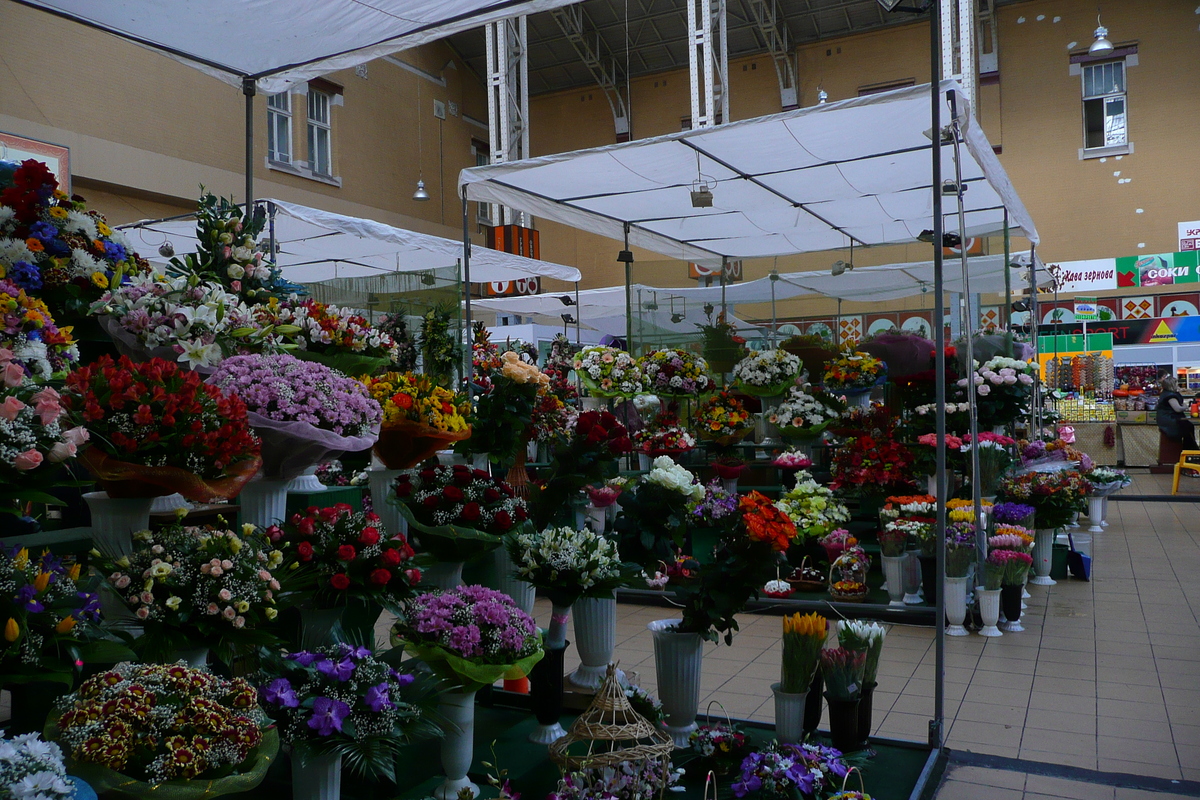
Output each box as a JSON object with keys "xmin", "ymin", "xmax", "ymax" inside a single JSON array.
[
  {"xmin": 1089, "ymin": 13, "xmax": 1113, "ymax": 55},
  {"xmin": 690, "ymin": 151, "xmax": 714, "ymax": 207},
  {"xmin": 830, "ymin": 259, "xmax": 853, "ymax": 277},
  {"xmin": 817, "ymin": 88, "xmax": 829, "ymax": 104},
  {"xmin": 413, "ymin": 179, "xmax": 430, "ymax": 202}
]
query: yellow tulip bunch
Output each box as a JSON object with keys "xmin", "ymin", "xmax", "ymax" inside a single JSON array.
[{"xmin": 781, "ymin": 612, "xmax": 828, "ymax": 693}]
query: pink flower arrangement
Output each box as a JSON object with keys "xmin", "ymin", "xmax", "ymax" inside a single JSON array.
[
  {"xmin": 963, "ymin": 431, "xmax": 1015, "ymax": 446},
  {"xmin": 773, "ymin": 451, "xmax": 814, "ymax": 469},
  {"xmin": 395, "ymin": 585, "xmax": 541, "ymax": 663},
  {"xmin": 586, "ymin": 483, "xmax": 624, "ymax": 508},
  {"xmin": 0, "ymin": 379, "xmax": 87, "ymax": 486},
  {"xmin": 917, "ymin": 433, "xmax": 963, "ymax": 450}
]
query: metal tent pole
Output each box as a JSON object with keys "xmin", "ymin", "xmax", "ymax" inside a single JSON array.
[
  {"xmin": 575, "ymin": 281, "xmax": 582, "ymax": 346},
  {"xmin": 242, "ymin": 78, "xmax": 256, "ymax": 206},
  {"xmin": 461, "ymin": 191, "xmax": 474, "ymax": 390},
  {"xmin": 621, "ymin": 223, "xmax": 634, "ymax": 352},
  {"xmin": 929, "ymin": 0, "xmax": 947, "ymax": 752},
  {"xmin": 1003, "ymin": 210, "xmax": 1011, "ymax": 329},
  {"xmin": 1029, "ymin": 244, "xmax": 1041, "ymax": 435}
]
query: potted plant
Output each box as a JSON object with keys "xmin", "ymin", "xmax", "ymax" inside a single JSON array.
[
  {"xmin": 819, "ymin": 647, "xmax": 866, "ymax": 752},
  {"xmin": 49, "ymin": 663, "xmax": 276, "ymax": 798},
  {"xmin": 695, "ymin": 311, "xmax": 746, "ymax": 374},
  {"xmin": 209, "ymin": 353, "xmax": 382, "ymax": 523},
  {"xmin": 258, "ymin": 643, "xmax": 439, "ymax": 800},
  {"xmin": 393, "ymin": 465, "xmax": 529, "ymax": 589},
  {"xmin": 773, "ymin": 612, "xmax": 826, "ymax": 743},
  {"xmin": 503, "ymin": 524, "xmax": 637, "ymax": 742},
  {"xmin": 273, "ymin": 504, "xmax": 423, "ymax": 648},
  {"xmin": 99, "ymin": 522, "xmax": 281, "ymax": 665},
  {"xmin": 392, "ymin": 586, "xmax": 544, "ymax": 800},
  {"xmin": 63, "ymin": 355, "xmax": 262, "ymax": 555}
]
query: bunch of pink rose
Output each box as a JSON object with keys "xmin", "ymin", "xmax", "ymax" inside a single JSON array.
[{"xmin": 0, "ymin": 370, "xmax": 88, "ymax": 481}]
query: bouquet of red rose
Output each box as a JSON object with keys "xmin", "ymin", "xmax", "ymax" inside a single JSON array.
[
  {"xmin": 634, "ymin": 412, "xmax": 695, "ymax": 455},
  {"xmin": 272, "ymin": 504, "xmax": 423, "ymax": 611},
  {"xmin": 63, "ymin": 355, "xmax": 261, "ymax": 500},
  {"xmin": 830, "ymin": 433, "xmax": 916, "ymax": 497},
  {"xmin": 393, "ymin": 465, "xmax": 530, "ymax": 562},
  {"xmin": 531, "ymin": 410, "xmax": 631, "ymax": 527}
]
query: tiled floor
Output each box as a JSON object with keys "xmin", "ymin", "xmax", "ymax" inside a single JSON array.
[
  {"xmin": 502, "ymin": 491, "xmax": 1200, "ymax": 797},
  {"xmin": 936, "ymin": 764, "xmax": 1198, "ymax": 800}
]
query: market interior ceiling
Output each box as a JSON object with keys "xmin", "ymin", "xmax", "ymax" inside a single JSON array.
[{"xmin": 446, "ymin": 0, "xmax": 1014, "ymax": 96}]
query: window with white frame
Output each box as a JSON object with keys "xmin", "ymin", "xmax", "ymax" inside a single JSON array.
[
  {"xmin": 267, "ymin": 92, "xmax": 291, "ymax": 163},
  {"xmin": 471, "ymin": 139, "xmax": 491, "ymax": 224},
  {"xmin": 1082, "ymin": 60, "xmax": 1127, "ymax": 150},
  {"xmin": 307, "ymin": 89, "xmax": 332, "ymax": 176}
]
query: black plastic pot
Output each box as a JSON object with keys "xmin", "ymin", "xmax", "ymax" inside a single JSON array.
[
  {"xmin": 856, "ymin": 681, "xmax": 877, "ymax": 749},
  {"xmin": 824, "ymin": 694, "xmax": 862, "ymax": 753},
  {"xmin": 918, "ymin": 555, "xmax": 938, "ymax": 606},
  {"xmin": 529, "ymin": 643, "xmax": 567, "ymax": 727},
  {"xmin": 1000, "ymin": 584, "xmax": 1023, "ymax": 623},
  {"xmin": 803, "ymin": 670, "xmax": 824, "ymax": 734}
]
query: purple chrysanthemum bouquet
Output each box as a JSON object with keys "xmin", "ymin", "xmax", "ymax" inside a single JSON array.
[
  {"xmin": 391, "ymin": 585, "xmax": 544, "ymax": 692},
  {"xmin": 258, "ymin": 642, "xmax": 433, "ymax": 780},
  {"xmin": 207, "ymin": 353, "xmax": 381, "ymax": 479}
]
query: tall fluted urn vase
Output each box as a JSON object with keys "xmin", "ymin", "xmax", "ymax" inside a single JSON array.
[
  {"xmin": 649, "ymin": 619, "xmax": 703, "ymax": 747},
  {"xmin": 1031, "ymin": 528, "xmax": 1057, "ymax": 586},
  {"xmin": 569, "ymin": 597, "xmax": 620, "ymax": 690},
  {"xmin": 435, "ymin": 690, "xmax": 479, "ymax": 800}
]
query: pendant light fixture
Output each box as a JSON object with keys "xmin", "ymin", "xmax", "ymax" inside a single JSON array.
[
  {"xmin": 1089, "ymin": 11, "xmax": 1113, "ymax": 55},
  {"xmin": 413, "ymin": 80, "xmax": 430, "ymax": 201}
]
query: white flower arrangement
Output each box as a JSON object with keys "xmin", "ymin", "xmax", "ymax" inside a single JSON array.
[
  {"xmin": 645, "ymin": 456, "xmax": 704, "ymax": 501},
  {"xmin": 913, "ymin": 402, "xmax": 971, "ymax": 416},
  {"xmin": 508, "ymin": 525, "xmax": 624, "ymax": 594},
  {"xmin": 0, "ymin": 732, "xmax": 74, "ymax": 800},
  {"xmin": 770, "ymin": 387, "xmax": 841, "ymax": 437},
  {"xmin": 732, "ymin": 348, "xmax": 800, "ymax": 395},
  {"xmin": 573, "ymin": 345, "xmax": 643, "ymax": 396}
]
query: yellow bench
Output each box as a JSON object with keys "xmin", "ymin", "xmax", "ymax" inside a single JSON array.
[{"xmin": 1171, "ymin": 451, "xmax": 1200, "ymax": 495}]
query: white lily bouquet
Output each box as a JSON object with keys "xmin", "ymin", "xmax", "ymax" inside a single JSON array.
[
  {"xmin": 733, "ymin": 349, "xmax": 801, "ymax": 396},
  {"xmin": 0, "ymin": 732, "xmax": 74, "ymax": 800},
  {"xmin": 504, "ymin": 525, "xmax": 637, "ymax": 648}
]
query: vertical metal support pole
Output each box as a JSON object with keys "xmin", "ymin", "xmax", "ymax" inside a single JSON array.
[
  {"xmin": 623, "ymin": 223, "xmax": 633, "ymax": 352},
  {"xmin": 720, "ymin": 257, "xmax": 728, "ymax": 320},
  {"xmin": 242, "ymin": 78, "xmax": 256, "ymax": 206},
  {"xmin": 930, "ymin": 0, "xmax": 947, "ymax": 753},
  {"xmin": 574, "ymin": 281, "xmax": 582, "ymax": 346},
  {"xmin": 1029, "ymin": 244, "xmax": 1040, "ymax": 435},
  {"xmin": 1003, "ymin": 210, "xmax": 1012, "ymax": 328},
  {"xmin": 462, "ymin": 192, "xmax": 474, "ymax": 390},
  {"xmin": 769, "ymin": 272, "xmax": 778, "ymax": 347}
]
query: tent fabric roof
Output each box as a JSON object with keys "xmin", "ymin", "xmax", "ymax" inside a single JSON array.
[
  {"xmin": 122, "ymin": 198, "xmax": 581, "ymax": 285},
  {"xmin": 471, "ymin": 252, "xmax": 1040, "ymax": 320},
  {"xmin": 14, "ymin": 0, "xmax": 577, "ymax": 93},
  {"xmin": 459, "ymin": 81, "xmax": 1038, "ymax": 264}
]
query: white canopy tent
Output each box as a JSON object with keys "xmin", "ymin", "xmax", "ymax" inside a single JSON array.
[
  {"xmin": 13, "ymin": 0, "xmax": 577, "ymax": 93},
  {"xmin": 121, "ymin": 198, "xmax": 581, "ymax": 287},
  {"xmin": 459, "ymin": 81, "xmax": 1039, "ymax": 264}
]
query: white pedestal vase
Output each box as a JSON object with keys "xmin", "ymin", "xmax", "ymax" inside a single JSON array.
[
  {"xmin": 771, "ymin": 684, "xmax": 806, "ymax": 744},
  {"xmin": 844, "ymin": 390, "xmax": 872, "ymax": 410},
  {"xmin": 756, "ymin": 394, "xmax": 785, "ymax": 449},
  {"xmin": 1101, "ymin": 497, "xmax": 1109, "ymax": 527},
  {"xmin": 286, "ymin": 464, "xmax": 326, "ymax": 493},
  {"xmin": 926, "ymin": 475, "xmax": 937, "ymax": 499},
  {"xmin": 721, "ymin": 477, "xmax": 739, "ymax": 494},
  {"xmin": 945, "ymin": 576, "xmax": 969, "ymax": 636},
  {"xmin": 649, "ymin": 619, "xmax": 703, "ymax": 748},
  {"xmin": 292, "ymin": 750, "xmax": 342, "ymax": 800},
  {"xmin": 585, "ymin": 504, "xmax": 607, "ymax": 533},
  {"xmin": 149, "ymin": 493, "xmax": 189, "ymax": 514},
  {"xmin": 1031, "ymin": 528, "xmax": 1057, "ymax": 586},
  {"xmin": 977, "ymin": 588, "xmax": 1003, "ymax": 637},
  {"xmin": 1087, "ymin": 496, "xmax": 1105, "ymax": 533},
  {"xmin": 490, "ymin": 548, "xmax": 535, "ymax": 616},
  {"xmin": 237, "ymin": 473, "xmax": 292, "ymax": 528},
  {"xmin": 638, "ymin": 453, "xmax": 651, "ymax": 471},
  {"xmin": 368, "ymin": 457, "xmax": 405, "ymax": 537},
  {"xmin": 881, "ymin": 555, "xmax": 907, "ymax": 607},
  {"xmin": 84, "ymin": 492, "xmax": 153, "ymax": 559},
  {"xmin": 568, "ymin": 597, "xmax": 619, "ymax": 690},
  {"xmin": 902, "ymin": 552, "xmax": 923, "ymax": 605},
  {"xmin": 435, "ymin": 690, "xmax": 479, "ymax": 800},
  {"xmin": 422, "ymin": 561, "xmax": 465, "ymax": 591}
]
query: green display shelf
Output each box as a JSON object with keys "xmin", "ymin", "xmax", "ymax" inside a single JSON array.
[{"xmin": 284, "ymin": 485, "xmax": 365, "ymax": 516}]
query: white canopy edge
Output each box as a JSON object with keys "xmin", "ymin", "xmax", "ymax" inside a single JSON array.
[
  {"xmin": 14, "ymin": 0, "xmax": 578, "ymax": 93},
  {"xmin": 459, "ymin": 81, "xmax": 1039, "ymax": 264},
  {"xmin": 121, "ymin": 197, "xmax": 581, "ymax": 285}
]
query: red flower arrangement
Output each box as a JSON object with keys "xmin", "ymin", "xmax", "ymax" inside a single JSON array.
[
  {"xmin": 64, "ymin": 355, "xmax": 261, "ymax": 499},
  {"xmin": 739, "ymin": 491, "xmax": 797, "ymax": 552},
  {"xmin": 393, "ymin": 465, "xmax": 530, "ymax": 561},
  {"xmin": 271, "ymin": 504, "xmax": 422, "ymax": 609},
  {"xmin": 573, "ymin": 410, "xmax": 633, "ymax": 457},
  {"xmin": 830, "ymin": 433, "xmax": 917, "ymax": 496}
]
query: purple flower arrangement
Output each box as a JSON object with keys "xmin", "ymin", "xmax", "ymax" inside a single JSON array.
[
  {"xmin": 687, "ymin": 478, "xmax": 740, "ymax": 527},
  {"xmin": 207, "ymin": 353, "xmax": 381, "ymax": 437},
  {"xmin": 991, "ymin": 502, "xmax": 1035, "ymax": 525},
  {"xmin": 258, "ymin": 642, "xmax": 430, "ymax": 780},
  {"xmin": 732, "ymin": 742, "xmax": 849, "ymax": 800},
  {"xmin": 394, "ymin": 585, "xmax": 541, "ymax": 665},
  {"xmin": 549, "ymin": 758, "xmax": 681, "ymax": 800}
]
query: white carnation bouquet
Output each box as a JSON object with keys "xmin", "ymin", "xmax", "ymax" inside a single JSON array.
[
  {"xmin": 732, "ymin": 349, "xmax": 800, "ymax": 396},
  {"xmin": 771, "ymin": 387, "xmax": 843, "ymax": 439}
]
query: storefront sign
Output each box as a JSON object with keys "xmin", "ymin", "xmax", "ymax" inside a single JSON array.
[
  {"xmin": 1116, "ymin": 252, "xmax": 1199, "ymax": 287},
  {"xmin": 689, "ymin": 260, "xmax": 743, "ymax": 282},
  {"xmin": 1038, "ymin": 315, "xmax": 1200, "ymax": 345},
  {"xmin": 1180, "ymin": 220, "xmax": 1200, "ymax": 252},
  {"xmin": 1045, "ymin": 259, "xmax": 1116, "ymax": 292},
  {"xmin": 1074, "ymin": 297, "xmax": 1098, "ymax": 320}
]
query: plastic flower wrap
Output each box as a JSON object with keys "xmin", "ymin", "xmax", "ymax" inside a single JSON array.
[
  {"xmin": 1085, "ymin": 466, "xmax": 1131, "ymax": 495},
  {"xmin": 637, "ymin": 349, "xmax": 712, "ymax": 397},
  {"xmin": 823, "ymin": 351, "xmax": 884, "ymax": 391},
  {"xmin": 775, "ymin": 472, "xmax": 851, "ymax": 540},
  {"xmin": 732, "ymin": 742, "xmax": 848, "ymax": 800},
  {"xmin": 958, "ymin": 356, "xmax": 1036, "ymax": 427},
  {"xmin": 549, "ymin": 757, "xmax": 680, "ymax": 800},
  {"xmin": 0, "ymin": 732, "xmax": 73, "ymax": 800},
  {"xmin": 0, "ymin": 159, "xmax": 151, "ymax": 321},
  {"xmin": 693, "ymin": 390, "xmax": 754, "ymax": 443},
  {"xmin": 771, "ymin": 386, "xmax": 844, "ymax": 439},
  {"xmin": 273, "ymin": 504, "xmax": 422, "ymax": 610},
  {"xmin": 732, "ymin": 348, "xmax": 800, "ymax": 396},
  {"xmin": 393, "ymin": 465, "xmax": 529, "ymax": 561},
  {"xmin": 781, "ymin": 612, "xmax": 826, "ymax": 693},
  {"xmin": 64, "ymin": 355, "xmax": 262, "ymax": 500},
  {"xmin": 99, "ymin": 523, "xmax": 281, "ymax": 662},
  {"xmin": 819, "ymin": 647, "xmax": 866, "ymax": 700},
  {"xmin": 362, "ymin": 371, "xmax": 471, "ymax": 469},
  {"xmin": 998, "ymin": 469, "xmax": 1091, "ymax": 530},
  {"xmin": 573, "ymin": 345, "xmax": 642, "ymax": 397},
  {"xmin": 258, "ymin": 643, "xmax": 435, "ymax": 781},
  {"xmin": 836, "ymin": 619, "xmax": 886, "ymax": 685},
  {"xmin": 391, "ymin": 585, "xmax": 544, "ymax": 691},
  {"xmin": 585, "ymin": 479, "xmax": 626, "ymax": 509},
  {"xmin": 0, "ymin": 280, "xmax": 78, "ymax": 380},
  {"xmin": 0, "ymin": 546, "xmax": 102, "ymax": 688},
  {"xmin": 51, "ymin": 663, "xmax": 270, "ymax": 787},
  {"xmin": 208, "ymin": 353, "xmax": 381, "ymax": 479}
]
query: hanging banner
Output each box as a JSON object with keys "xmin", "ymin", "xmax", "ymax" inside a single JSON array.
[
  {"xmin": 1180, "ymin": 221, "xmax": 1200, "ymax": 252},
  {"xmin": 1116, "ymin": 252, "xmax": 1199, "ymax": 288},
  {"xmin": 1045, "ymin": 258, "xmax": 1117, "ymax": 293},
  {"xmin": 1038, "ymin": 315, "xmax": 1200, "ymax": 345}
]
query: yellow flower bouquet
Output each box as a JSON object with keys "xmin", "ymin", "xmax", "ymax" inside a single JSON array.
[{"xmin": 362, "ymin": 372, "xmax": 472, "ymax": 469}]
